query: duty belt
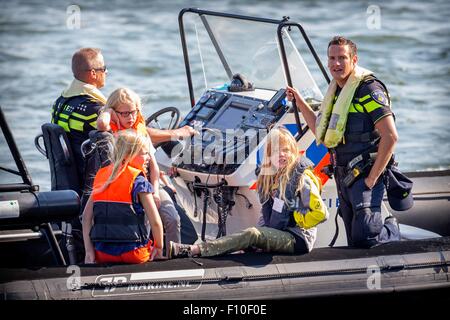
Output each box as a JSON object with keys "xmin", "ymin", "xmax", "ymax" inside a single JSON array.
[{"xmin": 342, "ymin": 152, "xmax": 377, "ymax": 187}]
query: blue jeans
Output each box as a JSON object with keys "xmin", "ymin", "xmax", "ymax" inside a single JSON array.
[{"xmin": 335, "ymin": 168, "xmax": 401, "ymax": 248}]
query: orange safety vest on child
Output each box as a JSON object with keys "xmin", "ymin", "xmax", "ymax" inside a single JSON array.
[
  {"xmin": 91, "ymin": 163, "xmax": 154, "ymax": 264},
  {"xmin": 110, "ymin": 112, "xmax": 149, "ymax": 137},
  {"xmin": 109, "ymin": 112, "xmax": 150, "ymax": 173}
]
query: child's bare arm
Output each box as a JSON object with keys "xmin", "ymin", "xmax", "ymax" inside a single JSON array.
[
  {"xmin": 160, "ymin": 171, "xmax": 177, "ymax": 193},
  {"xmin": 97, "ymin": 107, "xmax": 112, "ymax": 131},
  {"xmin": 97, "ymin": 107, "xmax": 120, "ymax": 131},
  {"xmin": 148, "ymin": 153, "xmax": 160, "ymax": 207},
  {"xmin": 81, "ymin": 195, "xmax": 96, "ymax": 263},
  {"xmin": 139, "ymin": 192, "xmax": 164, "ymax": 259}
]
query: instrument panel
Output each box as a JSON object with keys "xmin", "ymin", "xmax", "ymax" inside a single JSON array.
[{"xmin": 174, "ymin": 88, "xmax": 288, "ymax": 174}]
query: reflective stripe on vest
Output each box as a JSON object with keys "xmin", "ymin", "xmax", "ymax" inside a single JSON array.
[
  {"xmin": 52, "ymin": 97, "xmax": 77, "ymax": 132},
  {"xmin": 332, "ymin": 76, "xmax": 389, "ymax": 165},
  {"xmin": 52, "ymin": 96, "xmax": 99, "ymax": 133}
]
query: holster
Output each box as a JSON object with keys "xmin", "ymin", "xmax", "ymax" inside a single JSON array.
[{"xmin": 342, "ymin": 152, "xmax": 377, "ymax": 188}]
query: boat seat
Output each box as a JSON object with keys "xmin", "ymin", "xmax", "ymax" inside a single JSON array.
[
  {"xmin": 33, "ymin": 123, "xmax": 83, "ymax": 265},
  {"xmin": 35, "ymin": 123, "xmax": 81, "ymax": 195},
  {"xmin": 0, "ymin": 109, "xmax": 80, "ymax": 267},
  {"xmin": 80, "ymin": 130, "xmax": 113, "ymax": 194}
]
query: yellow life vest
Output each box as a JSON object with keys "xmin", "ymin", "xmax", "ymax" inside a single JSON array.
[
  {"xmin": 62, "ymin": 78, "xmax": 107, "ymax": 104},
  {"xmin": 315, "ymin": 66, "xmax": 373, "ymax": 148}
]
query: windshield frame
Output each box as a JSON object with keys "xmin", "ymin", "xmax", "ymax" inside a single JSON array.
[
  {"xmin": 0, "ymin": 107, "xmax": 36, "ymax": 192},
  {"xmin": 178, "ymin": 8, "xmax": 330, "ymax": 107}
]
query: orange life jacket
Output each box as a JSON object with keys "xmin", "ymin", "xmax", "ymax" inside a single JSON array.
[
  {"xmin": 110, "ymin": 112, "xmax": 148, "ymax": 137},
  {"xmin": 90, "ymin": 164, "xmax": 148, "ymax": 243},
  {"xmin": 109, "ymin": 112, "xmax": 150, "ymax": 173}
]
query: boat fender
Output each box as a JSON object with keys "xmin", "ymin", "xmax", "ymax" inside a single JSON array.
[{"xmin": 0, "ymin": 190, "xmax": 80, "ymax": 227}]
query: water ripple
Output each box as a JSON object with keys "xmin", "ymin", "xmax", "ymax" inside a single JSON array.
[{"xmin": 0, "ymin": 0, "xmax": 449, "ymax": 190}]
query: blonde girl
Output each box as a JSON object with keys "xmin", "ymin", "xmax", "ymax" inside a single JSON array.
[
  {"xmin": 83, "ymin": 129, "xmax": 164, "ymax": 264},
  {"xmin": 169, "ymin": 127, "xmax": 329, "ymax": 258},
  {"xmin": 96, "ymin": 88, "xmax": 185, "ymax": 252}
]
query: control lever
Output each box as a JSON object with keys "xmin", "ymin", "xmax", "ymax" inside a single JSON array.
[{"xmin": 267, "ymin": 89, "xmax": 286, "ymax": 112}]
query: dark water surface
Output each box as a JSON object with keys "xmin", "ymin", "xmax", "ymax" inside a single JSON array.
[{"xmin": 1, "ymin": 0, "xmax": 449, "ymax": 190}]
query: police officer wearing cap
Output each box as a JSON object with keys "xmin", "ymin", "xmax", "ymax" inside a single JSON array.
[{"xmin": 286, "ymin": 36, "xmax": 401, "ymax": 248}]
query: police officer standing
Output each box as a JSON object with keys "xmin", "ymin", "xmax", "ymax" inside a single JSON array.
[
  {"xmin": 51, "ymin": 48, "xmax": 108, "ymax": 193},
  {"xmin": 286, "ymin": 36, "xmax": 400, "ymax": 248}
]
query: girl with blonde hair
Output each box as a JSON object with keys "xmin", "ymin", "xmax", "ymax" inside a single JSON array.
[
  {"xmin": 96, "ymin": 87, "xmax": 187, "ymax": 255},
  {"xmin": 169, "ymin": 127, "xmax": 329, "ymax": 258},
  {"xmin": 83, "ymin": 129, "xmax": 164, "ymax": 264},
  {"xmin": 99, "ymin": 87, "xmax": 145, "ymax": 132}
]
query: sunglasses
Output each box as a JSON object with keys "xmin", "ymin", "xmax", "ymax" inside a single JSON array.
[
  {"xmin": 91, "ymin": 66, "xmax": 107, "ymax": 73},
  {"xmin": 115, "ymin": 109, "xmax": 138, "ymax": 117}
]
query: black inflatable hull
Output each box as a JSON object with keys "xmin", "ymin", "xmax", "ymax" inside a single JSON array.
[
  {"xmin": 1, "ymin": 236, "xmax": 449, "ymax": 300},
  {"xmin": 1, "ymin": 170, "xmax": 450, "ymax": 299}
]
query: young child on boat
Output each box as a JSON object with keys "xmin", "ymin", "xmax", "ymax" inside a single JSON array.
[
  {"xmin": 96, "ymin": 87, "xmax": 184, "ymax": 253},
  {"xmin": 169, "ymin": 127, "xmax": 329, "ymax": 258},
  {"xmin": 82, "ymin": 129, "xmax": 164, "ymax": 264}
]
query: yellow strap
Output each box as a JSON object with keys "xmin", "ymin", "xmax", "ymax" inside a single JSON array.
[
  {"xmin": 358, "ymin": 94, "xmax": 371, "ymax": 103},
  {"xmin": 57, "ymin": 120, "xmax": 70, "ymax": 132},
  {"xmin": 71, "ymin": 112, "xmax": 98, "ymax": 121},
  {"xmin": 68, "ymin": 118, "xmax": 84, "ymax": 132},
  {"xmin": 89, "ymin": 120, "xmax": 97, "ymax": 129},
  {"xmin": 363, "ymin": 100, "xmax": 383, "ymax": 113}
]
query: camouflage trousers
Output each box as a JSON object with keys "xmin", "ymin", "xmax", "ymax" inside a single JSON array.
[{"xmin": 198, "ymin": 226, "xmax": 295, "ymax": 257}]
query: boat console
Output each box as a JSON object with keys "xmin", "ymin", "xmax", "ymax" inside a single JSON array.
[{"xmin": 173, "ymin": 88, "xmax": 288, "ymax": 174}]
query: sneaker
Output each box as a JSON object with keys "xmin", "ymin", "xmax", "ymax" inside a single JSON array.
[{"xmin": 169, "ymin": 241, "xmax": 193, "ymax": 259}]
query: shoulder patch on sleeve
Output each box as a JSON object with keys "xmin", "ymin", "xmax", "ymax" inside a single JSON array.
[{"xmin": 370, "ymin": 89, "xmax": 389, "ymax": 107}]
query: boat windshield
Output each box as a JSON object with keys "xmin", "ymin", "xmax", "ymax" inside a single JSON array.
[{"xmin": 183, "ymin": 13, "xmax": 324, "ymax": 103}]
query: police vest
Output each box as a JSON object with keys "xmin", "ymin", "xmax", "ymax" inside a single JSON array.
[
  {"xmin": 260, "ymin": 161, "xmax": 308, "ymax": 230},
  {"xmin": 51, "ymin": 94, "xmax": 102, "ymax": 167},
  {"xmin": 90, "ymin": 164, "xmax": 148, "ymax": 243},
  {"xmin": 51, "ymin": 95, "xmax": 101, "ymax": 134},
  {"xmin": 333, "ymin": 75, "xmax": 391, "ymax": 166}
]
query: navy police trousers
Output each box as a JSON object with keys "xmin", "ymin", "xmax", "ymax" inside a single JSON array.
[{"xmin": 335, "ymin": 167, "xmax": 401, "ymax": 248}]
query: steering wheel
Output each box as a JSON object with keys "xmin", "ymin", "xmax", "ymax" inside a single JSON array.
[
  {"xmin": 145, "ymin": 106, "xmax": 180, "ymax": 130},
  {"xmin": 145, "ymin": 106, "xmax": 184, "ymax": 158}
]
